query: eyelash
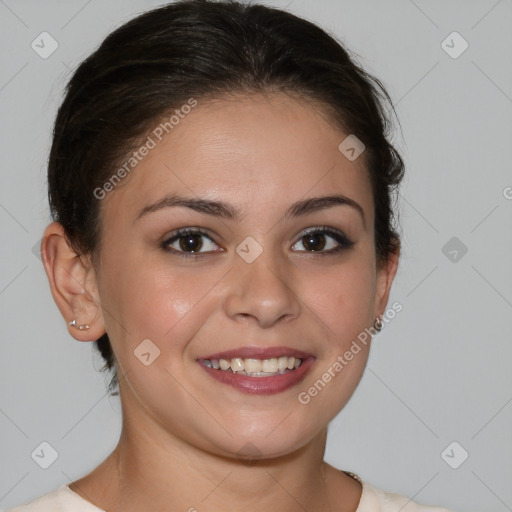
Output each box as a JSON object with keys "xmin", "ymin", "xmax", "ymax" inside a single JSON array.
[{"xmin": 161, "ymin": 226, "xmax": 354, "ymax": 259}]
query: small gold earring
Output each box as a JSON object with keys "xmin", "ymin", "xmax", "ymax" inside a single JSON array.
[{"xmin": 374, "ymin": 316, "xmax": 383, "ymax": 332}]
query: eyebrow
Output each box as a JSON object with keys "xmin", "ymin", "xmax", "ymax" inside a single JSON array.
[{"xmin": 135, "ymin": 193, "xmax": 365, "ymax": 227}]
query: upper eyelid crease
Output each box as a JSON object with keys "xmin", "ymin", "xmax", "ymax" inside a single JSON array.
[{"xmin": 136, "ymin": 193, "xmax": 365, "ymax": 229}]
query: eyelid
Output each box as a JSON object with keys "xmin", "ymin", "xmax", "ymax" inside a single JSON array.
[
  {"xmin": 162, "ymin": 226, "xmax": 218, "ymax": 243},
  {"xmin": 296, "ymin": 225, "xmax": 348, "ymax": 239}
]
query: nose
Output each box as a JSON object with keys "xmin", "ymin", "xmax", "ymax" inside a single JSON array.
[{"xmin": 223, "ymin": 243, "xmax": 301, "ymax": 328}]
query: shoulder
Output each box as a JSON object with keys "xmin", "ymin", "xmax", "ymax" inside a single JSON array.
[
  {"xmin": 346, "ymin": 472, "xmax": 453, "ymax": 512},
  {"xmin": 7, "ymin": 486, "xmax": 64, "ymax": 512},
  {"xmin": 6, "ymin": 485, "xmax": 104, "ymax": 512}
]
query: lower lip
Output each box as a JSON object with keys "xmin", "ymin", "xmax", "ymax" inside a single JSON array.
[{"xmin": 198, "ymin": 357, "xmax": 315, "ymax": 395}]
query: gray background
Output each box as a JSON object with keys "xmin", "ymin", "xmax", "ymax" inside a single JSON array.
[{"xmin": 1, "ymin": 1, "xmax": 511, "ymax": 511}]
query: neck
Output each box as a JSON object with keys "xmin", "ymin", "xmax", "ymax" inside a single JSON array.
[
  {"xmin": 70, "ymin": 394, "xmax": 361, "ymax": 512},
  {"xmin": 109, "ymin": 423, "xmax": 331, "ymax": 512}
]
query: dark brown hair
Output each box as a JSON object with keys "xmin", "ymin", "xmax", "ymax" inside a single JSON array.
[{"xmin": 48, "ymin": 0, "xmax": 404, "ymax": 396}]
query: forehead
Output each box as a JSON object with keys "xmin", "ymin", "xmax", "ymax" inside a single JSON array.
[{"xmin": 101, "ymin": 92, "xmax": 374, "ymax": 227}]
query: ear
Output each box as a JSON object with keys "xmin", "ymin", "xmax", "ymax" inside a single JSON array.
[
  {"xmin": 40, "ymin": 222, "xmax": 106, "ymax": 341},
  {"xmin": 373, "ymin": 245, "xmax": 400, "ymax": 318}
]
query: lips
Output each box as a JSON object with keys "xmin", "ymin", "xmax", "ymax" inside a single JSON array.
[
  {"xmin": 196, "ymin": 346, "xmax": 316, "ymax": 394},
  {"xmin": 199, "ymin": 346, "xmax": 313, "ymax": 361}
]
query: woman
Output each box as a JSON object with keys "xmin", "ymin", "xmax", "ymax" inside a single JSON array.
[{"xmin": 9, "ymin": 1, "xmax": 452, "ymax": 510}]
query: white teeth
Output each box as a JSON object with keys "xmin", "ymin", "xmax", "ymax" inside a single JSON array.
[
  {"xmin": 278, "ymin": 356, "xmax": 288, "ymax": 373},
  {"xmin": 231, "ymin": 358, "xmax": 244, "ymax": 372},
  {"xmin": 244, "ymin": 358, "xmax": 262, "ymax": 373},
  {"xmin": 202, "ymin": 356, "xmax": 303, "ymax": 376},
  {"xmin": 219, "ymin": 359, "xmax": 230, "ymax": 371},
  {"xmin": 262, "ymin": 358, "xmax": 278, "ymax": 373}
]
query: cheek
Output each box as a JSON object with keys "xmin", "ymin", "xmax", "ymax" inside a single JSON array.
[
  {"xmin": 101, "ymin": 250, "xmax": 225, "ymax": 361},
  {"xmin": 295, "ymin": 259, "xmax": 375, "ymax": 417},
  {"xmin": 299, "ymin": 253, "xmax": 376, "ymax": 344}
]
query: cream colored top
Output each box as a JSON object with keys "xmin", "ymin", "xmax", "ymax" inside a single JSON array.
[{"xmin": 7, "ymin": 472, "xmax": 452, "ymax": 512}]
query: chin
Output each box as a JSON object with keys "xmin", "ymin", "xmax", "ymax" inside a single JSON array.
[{"xmin": 197, "ymin": 421, "xmax": 320, "ymax": 463}]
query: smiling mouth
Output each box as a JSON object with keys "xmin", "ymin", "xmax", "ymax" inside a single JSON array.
[{"xmin": 199, "ymin": 356, "xmax": 303, "ymax": 377}]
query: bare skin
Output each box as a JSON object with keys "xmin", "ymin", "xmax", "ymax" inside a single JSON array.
[{"xmin": 42, "ymin": 92, "xmax": 399, "ymax": 512}]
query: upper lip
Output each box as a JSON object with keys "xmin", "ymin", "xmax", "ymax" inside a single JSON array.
[{"xmin": 199, "ymin": 346, "xmax": 314, "ymax": 361}]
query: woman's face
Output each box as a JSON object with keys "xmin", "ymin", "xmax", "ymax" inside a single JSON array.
[{"xmin": 89, "ymin": 93, "xmax": 397, "ymax": 459}]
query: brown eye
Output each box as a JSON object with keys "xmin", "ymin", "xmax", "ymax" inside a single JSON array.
[
  {"xmin": 162, "ymin": 228, "xmax": 221, "ymax": 257},
  {"xmin": 291, "ymin": 227, "xmax": 354, "ymax": 254},
  {"xmin": 178, "ymin": 233, "xmax": 203, "ymax": 252},
  {"xmin": 302, "ymin": 233, "xmax": 326, "ymax": 251}
]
